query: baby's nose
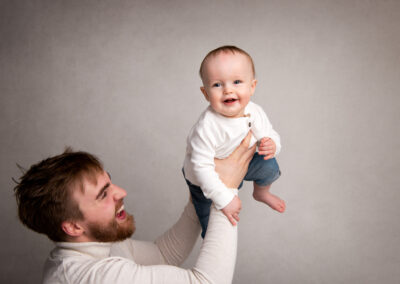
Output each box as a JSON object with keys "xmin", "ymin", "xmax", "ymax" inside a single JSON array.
[{"xmin": 223, "ymin": 84, "xmax": 233, "ymax": 94}]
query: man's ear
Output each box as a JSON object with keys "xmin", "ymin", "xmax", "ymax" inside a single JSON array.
[
  {"xmin": 61, "ymin": 220, "xmax": 84, "ymax": 238},
  {"xmin": 200, "ymin": 87, "xmax": 210, "ymax": 101}
]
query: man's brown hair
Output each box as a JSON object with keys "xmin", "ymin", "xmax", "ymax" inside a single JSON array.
[
  {"xmin": 199, "ymin": 45, "xmax": 256, "ymax": 81},
  {"xmin": 14, "ymin": 148, "xmax": 103, "ymax": 242}
]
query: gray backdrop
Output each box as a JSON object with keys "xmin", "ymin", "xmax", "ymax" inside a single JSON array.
[{"xmin": 1, "ymin": 0, "xmax": 399, "ymax": 283}]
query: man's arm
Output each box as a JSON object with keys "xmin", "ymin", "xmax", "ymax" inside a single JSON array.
[
  {"xmin": 154, "ymin": 132, "xmax": 256, "ymax": 266},
  {"xmin": 111, "ymin": 199, "xmax": 200, "ymax": 267},
  {"xmin": 103, "ymin": 133, "xmax": 256, "ymax": 283},
  {"xmin": 81, "ymin": 203, "xmax": 238, "ymax": 284},
  {"xmin": 154, "ymin": 201, "xmax": 201, "ymax": 266}
]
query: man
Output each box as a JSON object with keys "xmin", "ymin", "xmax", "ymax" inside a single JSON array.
[{"xmin": 14, "ymin": 133, "xmax": 255, "ymax": 283}]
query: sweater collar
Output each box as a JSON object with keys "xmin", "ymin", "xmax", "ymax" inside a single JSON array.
[{"xmin": 55, "ymin": 241, "xmax": 112, "ymax": 258}]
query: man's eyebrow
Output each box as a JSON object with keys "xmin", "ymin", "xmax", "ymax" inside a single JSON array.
[{"xmin": 95, "ymin": 182, "xmax": 110, "ymax": 200}]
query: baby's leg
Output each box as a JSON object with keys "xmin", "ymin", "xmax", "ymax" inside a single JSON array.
[{"xmin": 253, "ymin": 183, "xmax": 286, "ymax": 213}]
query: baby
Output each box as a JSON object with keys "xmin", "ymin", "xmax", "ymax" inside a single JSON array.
[{"xmin": 183, "ymin": 46, "xmax": 285, "ymax": 237}]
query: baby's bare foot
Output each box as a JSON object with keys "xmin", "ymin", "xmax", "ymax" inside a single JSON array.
[{"xmin": 253, "ymin": 191, "xmax": 286, "ymax": 213}]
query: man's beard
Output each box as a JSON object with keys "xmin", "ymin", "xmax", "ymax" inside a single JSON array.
[{"xmin": 87, "ymin": 213, "xmax": 135, "ymax": 242}]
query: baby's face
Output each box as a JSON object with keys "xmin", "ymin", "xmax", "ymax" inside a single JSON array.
[{"xmin": 201, "ymin": 52, "xmax": 257, "ymax": 118}]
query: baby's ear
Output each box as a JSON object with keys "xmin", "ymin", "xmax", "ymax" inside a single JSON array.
[
  {"xmin": 250, "ymin": 79, "xmax": 258, "ymax": 95},
  {"xmin": 200, "ymin": 87, "xmax": 210, "ymax": 101}
]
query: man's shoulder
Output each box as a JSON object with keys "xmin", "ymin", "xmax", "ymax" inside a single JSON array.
[
  {"xmin": 42, "ymin": 246, "xmax": 94, "ymax": 283},
  {"xmin": 43, "ymin": 242, "xmax": 136, "ymax": 283}
]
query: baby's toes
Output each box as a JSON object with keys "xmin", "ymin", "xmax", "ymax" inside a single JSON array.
[{"xmin": 278, "ymin": 200, "xmax": 286, "ymax": 213}]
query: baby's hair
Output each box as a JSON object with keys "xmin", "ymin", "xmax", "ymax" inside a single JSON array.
[{"xmin": 199, "ymin": 45, "xmax": 255, "ymax": 81}]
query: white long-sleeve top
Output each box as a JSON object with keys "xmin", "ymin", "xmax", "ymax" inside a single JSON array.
[
  {"xmin": 183, "ymin": 101, "xmax": 281, "ymax": 209},
  {"xmin": 43, "ymin": 200, "xmax": 238, "ymax": 284}
]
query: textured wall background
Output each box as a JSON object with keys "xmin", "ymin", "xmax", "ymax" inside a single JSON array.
[{"xmin": 1, "ymin": 0, "xmax": 399, "ymax": 283}]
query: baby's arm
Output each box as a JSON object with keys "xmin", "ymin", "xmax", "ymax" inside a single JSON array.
[
  {"xmin": 189, "ymin": 119, "xmax": 255, "ymax": 225},
  {"xmin": 221, "ymin": 196, "xmax": 242, "ymax": 225},
  {"xmin": 258, "ymin": 137, "xmax": 276, "ymax": 160},
  {"xmin": 188, "ymin": 122, "xmax": 237, "ymax": 212},
  {"xmin": 251, "ymin": 103, "xmax": 281, "ymax": 157}
]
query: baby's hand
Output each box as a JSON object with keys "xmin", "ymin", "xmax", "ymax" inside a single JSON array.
[
  {"xmin": 258, "ymin": 137, "xmax": 276, "ymax": 160},
  {"xmin": 221, "ymin": 196, "xmax": 242, "ymax": 226}
]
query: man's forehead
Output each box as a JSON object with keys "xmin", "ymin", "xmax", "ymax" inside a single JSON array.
[{"xmin": 74, "ymin": 169, "xmax": 108, "ymax": 196}]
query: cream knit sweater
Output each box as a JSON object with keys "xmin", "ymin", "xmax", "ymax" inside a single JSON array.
[{"xmin": 43, "ymin": 199, "xmax": 238, "ymax": 284}]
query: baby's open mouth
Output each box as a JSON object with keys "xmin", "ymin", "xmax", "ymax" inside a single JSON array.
[{"xmin": 224, "ymin": 98, "xmax": 238, "ymax": 103}]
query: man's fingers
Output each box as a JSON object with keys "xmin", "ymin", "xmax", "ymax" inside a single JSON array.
[
  {"xmin": 232, "ymin": 131, "xmax": 253, "ymax": 158},
  {"xmin": 240, "ymin": 131, "xmax": 252, "ymax": 149},
  {"xmin": 231, "ymin": 132, "xmax": 251, "ymax": 157},
  {"xmin": 233, "ymin": 213, "xmax": 240, "ymax": 222},
  {"xmin": 244, "ymin": 143, "xmax": 256, "ymax": 164}
]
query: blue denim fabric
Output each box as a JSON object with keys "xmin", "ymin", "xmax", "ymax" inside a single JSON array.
[
  {"xmin": 239, "ymin": 153, "xmax": 281, "ymax": 189},
  {"xmin": 183, "ymin": 178, "xmax": 212, "ymax": 238},
  {"xmin": 183, "ymin": 153, "xmax": 281, "ymax": 238}
]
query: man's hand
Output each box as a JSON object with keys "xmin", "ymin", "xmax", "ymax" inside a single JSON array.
[
  {"xmin": 258, "ymin": 137, "xmax": 276, "ymax": 160},
  {"xmin": 214, "ymin": 131, "xmax": 255, "ymax": 225},
  {"xmin": 214, "ymin": 131, "xmax": 256, "ymax": 188},
  {"xmin": 221, "ymin": 196, "xmax": 242, "ymax": 226}
]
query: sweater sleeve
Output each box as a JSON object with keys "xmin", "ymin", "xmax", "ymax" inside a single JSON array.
[
  {"xmin": 187, "ymin": 122, "xmax": 236, "ymax": 209},
  {"xmin": 111, "ymin": 201, "xmax": 200, "ymax": 266},
  {"xmin": 154, "ymin": 201, "xmax": 201, "ymax": 266},
  {"xmin": 129, "ymin": 203, "xmax": 237, "ymax": 284}
]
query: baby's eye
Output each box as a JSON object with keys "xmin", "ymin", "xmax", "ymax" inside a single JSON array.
[
  {"xmin": 233, "ymin": 80, "xmax": 241, "ymax": 84},
  {"xmin": 212, "ymin": 83, "xmax": 221, "ymax": 87}
]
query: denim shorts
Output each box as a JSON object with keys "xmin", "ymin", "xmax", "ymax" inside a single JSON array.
[{"xmin": 184, "ymin": 152, "xmax": 281, "ymax": 238}]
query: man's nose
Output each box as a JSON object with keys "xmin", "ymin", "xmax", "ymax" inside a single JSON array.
[{"xmin": 112, "ymin": 185, "xmax": 127, "ymax": 200}]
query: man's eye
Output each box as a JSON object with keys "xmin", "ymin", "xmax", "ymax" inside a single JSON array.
[
  {"xmin": 102, "ymin": 190, "xmax": 108, "ymax": 199},
  {"xmin": 212, "ymin": 83, "xmax": 221, "ymax": 87},
  {"xmin": 233, "ymin": 80, "xmax": 241, "ymax": 84}
]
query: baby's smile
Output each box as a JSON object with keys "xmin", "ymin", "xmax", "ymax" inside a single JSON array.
[{"xmin": 223, "ymin": 98, "xmax": 238, "ymax": 105}]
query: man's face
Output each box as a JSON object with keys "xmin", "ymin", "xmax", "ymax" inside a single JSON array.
[
  {"xmin": 73, "ymin": 170, "xmax": 135, "ymax": 242},
  {"xmin": 201, "ymin": 52, "xmax": 257, "ymax": 118}
]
